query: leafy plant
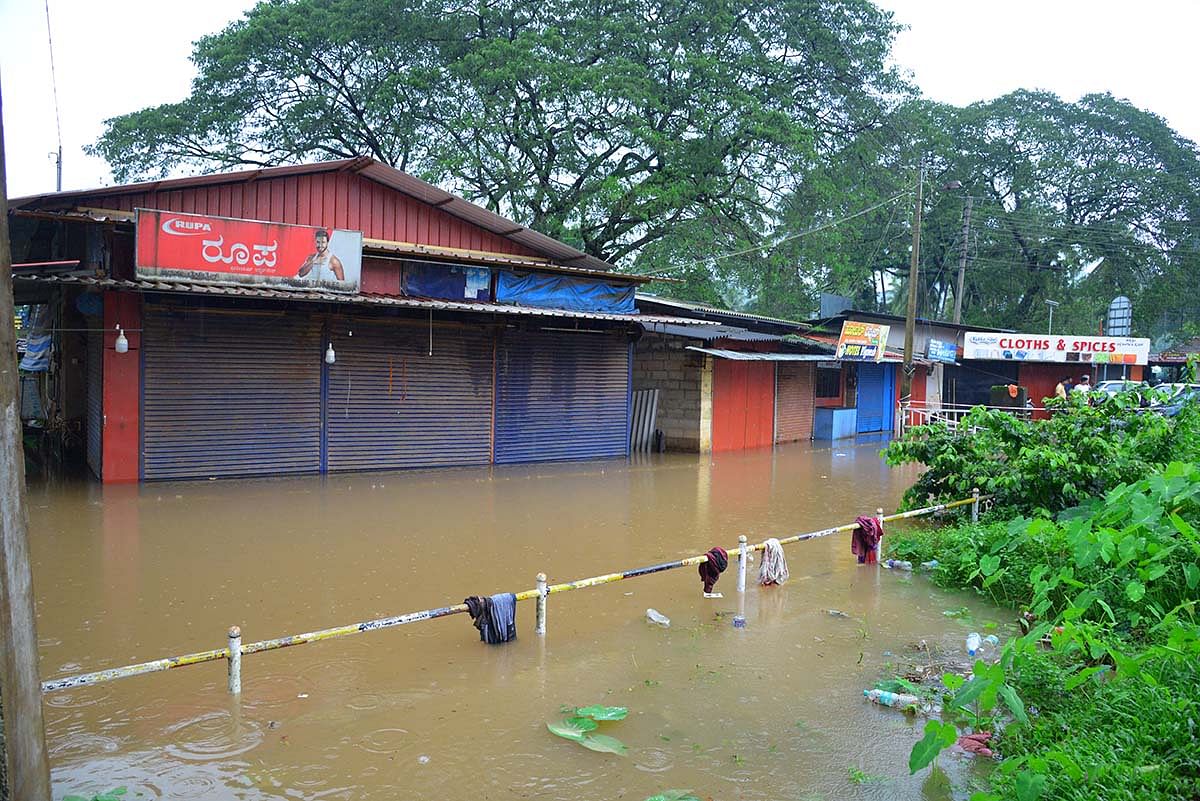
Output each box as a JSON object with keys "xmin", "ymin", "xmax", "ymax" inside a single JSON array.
[
  {"xmin": 847, "ymin": 766, "xmax": 885, "ymax": 784},
  {"xmin": 643, "ymin": 792, "xmax": 700, "ymax": 801},
  {"xmin": 547, "ymin": 705, "xmax": 630, "ymax": 755},
  {"xmin": 64, "ymin": 790, "xmax": 127, "ymax": 801}
]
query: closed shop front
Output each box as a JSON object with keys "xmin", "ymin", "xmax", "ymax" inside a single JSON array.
[
  {"xmin": 86, "ymin": 329, "xmax": 103, "ymax": 479},
  {"xmin": 712, "ymin": 360, "xmax": 775, "ymax": 451},
  {"xmin": 494, "ymin": 329, "xmax": 631, "ymax": 464},
  {"xmin": 325, "ymin": 321, "xmax": 494, "ymax": 471},
  {"xmin": 856, "ymin": 362, "xmax": 896, "ymax": 433},
  {"xmin": 142, "ymin": 305, "xmax": 323, "ymax": 480},
  {"xmin": 775, "ymin": 362, "xmax": 814, "ymax": 442}
]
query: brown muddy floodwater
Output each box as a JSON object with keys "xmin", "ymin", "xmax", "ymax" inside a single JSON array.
[{"xmin": 29, "ymin": 439, "xmax": 1007, "ymax": 800}]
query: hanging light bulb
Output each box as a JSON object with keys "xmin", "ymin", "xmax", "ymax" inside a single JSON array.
[
  {"xmin": 114, "ymin": 325, "xmax": 129, "ymax": 354},
  {"xmin": 325, "ymin": 343, "xmax": 336, "ymax": 364}
]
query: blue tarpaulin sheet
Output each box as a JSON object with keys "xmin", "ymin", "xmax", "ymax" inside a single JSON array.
[
  {"xmin": 403, "ymin": 261, "xmax": 492, "ymax": 301},
  {"xmin": 496, "ymin": 270, "xmax": 636, "ymax": 314}
]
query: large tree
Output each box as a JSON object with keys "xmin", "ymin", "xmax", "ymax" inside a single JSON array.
[
  {"xmin": 89, "ymin": 0, "xmax": 907, "ymax": 264},
  {"xmin": 689, "ymin": 91, "xmax": 1200, "ymax": 333}
]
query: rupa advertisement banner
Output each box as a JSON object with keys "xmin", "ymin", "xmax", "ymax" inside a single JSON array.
[
  {"xmin": 136, "ymin": 209, "xmax": 362, "ymax": 293},
  {"xmin": 835, "ymin": 320, "xmax": 889, "ymax": 362},
  {"xmin": 963, "ymin": 332, "xmax": 1151, "ymax": 365}
]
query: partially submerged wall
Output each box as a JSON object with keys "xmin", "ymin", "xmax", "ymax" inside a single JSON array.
[{"xmin": 633, "ymin": 333, "xmax": 711, "ymax": 452}]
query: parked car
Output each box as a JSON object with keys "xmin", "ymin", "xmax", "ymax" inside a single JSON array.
[
  {"xmin": 1150, "ymin": 383, "xmax": 1200, "ymax": 417},
  {"xmin": 1094, "ymin": 379, "xmax": 1147, "ymax": 396}
]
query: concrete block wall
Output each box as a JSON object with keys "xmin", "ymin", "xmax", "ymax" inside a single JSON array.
[{"xmin": 633, "ymin": 333, "xmax": 712, "ymax": 452}]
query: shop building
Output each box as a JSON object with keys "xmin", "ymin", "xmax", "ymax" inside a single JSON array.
[{"xmin": 9, "ymin": 159, "xmax": 707, "ymax": 482}]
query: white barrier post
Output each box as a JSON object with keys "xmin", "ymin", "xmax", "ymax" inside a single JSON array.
[
  {"xmin": 972, "ymin": 488, "xmax": 980, "ymax": 523},
  {"xmin": 535, "ymin": 573, "xmax": 548, "ymax": 636},
  {"xmin": 227, "ymin": 626, "xmax": 242, "ymax": 695},
  {"xmin": 737, "ymin": 535, "xmax": 748, "ymax": 593}
]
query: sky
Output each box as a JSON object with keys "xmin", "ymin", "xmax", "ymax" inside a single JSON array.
[{"xmin": 1, "ymin": 0, "xmax": 1199, "ymax": 199}]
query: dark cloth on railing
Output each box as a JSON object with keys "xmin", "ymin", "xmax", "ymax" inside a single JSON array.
[
  {"xmin": 464, "ymin": 594, "xmax": 517, "ymax": 644},
  {"xmin": 851, "ymin": 516, "xmax": 883, "ymax": 564},
  {"xmin": 698, "ymin": 546, "xmax": 729, "ymax": 593}
]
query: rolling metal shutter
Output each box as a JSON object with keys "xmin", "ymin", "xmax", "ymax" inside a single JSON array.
[
  {"xmin": 495, "ymin": 330, "xmax": 630, "ymax": 464},
  {"xmin": 86, "ymin": 329, "xmax": 103, "ymax": 478},
  {"xmin": 325, "ymin": 322, "xmax": 494, "ymax": 471},
  {"xmin": 775, "ymin": 363, "xmax": 814, "ymax": 442},
  {"xmin": 142, "ymin": 305, "xmax": 322, "ymax": 480},
  {"xmin": 855, "ymin": 362, "xmax": 895, "ymax": 433}
]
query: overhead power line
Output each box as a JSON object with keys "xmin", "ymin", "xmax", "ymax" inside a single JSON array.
[
  {"xmin": 658, "ymin": 186, "xmax": 915, "ymax": 276},
  {"xmin": 44, "ymin": 0, "xmax": 63, "ymax": 191}
]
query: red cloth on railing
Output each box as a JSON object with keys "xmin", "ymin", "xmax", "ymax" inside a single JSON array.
[
  {"xmin": 698, "ymin": 547, "xmax": 729, "ymax": 593},
  {"xmin": 851, "ymin": 516, "xmax": 883, "ymax": 564}
]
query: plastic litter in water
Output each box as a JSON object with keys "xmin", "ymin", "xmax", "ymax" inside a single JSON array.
[
  {"xmin": 417, "ymin": 755, "xmax": 430, "ymax": 764},
  {"xmin": 883, "ymin": 559, "xmax": 913, "ymax": 571},
  {"xmin": 827, "ymin": 609, "xmax": 850, "ymax": 618},
  {"xmin": 966, "ymin": 632, "xmax": 982, "ymax": 656},
  {"xmin": 920, "ymin": 560, "xmax": 939, "ymax": 570},
  {"xmin": 863, "ymin": 688, "xmax": 921, "ymax": 709},
  {"xmin": 645, "ymin": 608, "xmax": 670, "ymax": 627},
  {"xmin": 732, "ymin": 615, "xmax": 746, "ymax": 629}
]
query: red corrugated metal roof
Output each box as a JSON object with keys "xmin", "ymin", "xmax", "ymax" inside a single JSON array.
[{"xmin": 11, "ymin": 158, "xmax": 623, "ymax": 275}]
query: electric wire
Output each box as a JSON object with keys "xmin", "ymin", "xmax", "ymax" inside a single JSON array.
[{"xmin": 44, "ymin": 0, "xmax": 63, "ymax": 176}]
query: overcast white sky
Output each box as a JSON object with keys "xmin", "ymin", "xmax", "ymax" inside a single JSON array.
[{"xmin": 2, "ymin": 0, "xmax": 1198, "ymax": 199}]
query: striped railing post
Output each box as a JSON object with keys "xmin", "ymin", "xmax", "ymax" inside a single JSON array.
[
  {"xmin": 535, "ymin": 573, "xmax": 548, "ymax": 636},
  {"xmin": 227, "ymin": 626, "xmax": 242, "ymax": 695}
]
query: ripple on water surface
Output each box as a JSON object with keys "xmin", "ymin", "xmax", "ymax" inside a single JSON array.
[{"xmin": 161, "ymin": 710, "xmax": 265, "ymax": 761}]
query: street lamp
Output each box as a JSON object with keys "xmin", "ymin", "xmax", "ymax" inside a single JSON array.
[{"xmin": 1045, "ymin": 299, "xmax": 1059, "ymax": 335}]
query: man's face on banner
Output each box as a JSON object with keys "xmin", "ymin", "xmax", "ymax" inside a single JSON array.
[{"xmin": 315, "ymin": 231, "xmax": 330, "ymax": 254}]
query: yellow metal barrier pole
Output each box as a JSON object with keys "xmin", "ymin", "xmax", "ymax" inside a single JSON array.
[{"xmin": 41, "ymin": 494, "xmax": 992, "ymax": 694}]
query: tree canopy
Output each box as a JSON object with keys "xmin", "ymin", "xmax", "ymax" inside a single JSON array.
[
  {"xmin": 89, "ymin": 0, "xmax": 907, "ymax": 264},
  {"xmin": 90, "ymin": 1, "xmax": 1200, "ymax": 340}
]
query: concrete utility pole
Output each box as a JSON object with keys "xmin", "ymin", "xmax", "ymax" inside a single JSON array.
[
  {"xmin": 901, "ymin": 164, "xmax": 924, "ymax": 399},
  {"xmin": 952, "ymin": 196, "xmax": 972, "ymax": 325},
  {"xmin": 0, "ymin": 79, "xmax": 54, "ymax": 801}
]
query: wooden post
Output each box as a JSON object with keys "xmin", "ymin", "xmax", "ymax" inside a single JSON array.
[{"xmin": 0, "ymin": 78, "xmax": 53, "ymax": 801}]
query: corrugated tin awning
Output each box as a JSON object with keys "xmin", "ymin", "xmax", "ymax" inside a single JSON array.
[
  {"xmin": 685, "ymin": 347, "xmax": 832, "ymax": 361},
  {"xmin": 12, "ymin": 275, "xmax": 717, "ymax": 326},
  {"xmin": 646, "ymin": 323, "xmax": 784, "ymax": 342}
]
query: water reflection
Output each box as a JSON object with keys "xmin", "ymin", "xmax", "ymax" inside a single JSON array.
[{"xmin": 31, "ymin": 439, "xmax": 1003, "ymax": 800}]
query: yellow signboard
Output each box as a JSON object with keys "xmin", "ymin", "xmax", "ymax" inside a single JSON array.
[{"xmin": 835, "ymin": 321, "xmax": 889, "ymax": 362}]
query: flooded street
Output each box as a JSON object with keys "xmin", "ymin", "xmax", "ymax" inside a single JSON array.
[{"xmin": 29, "ymin": 440, "xmax": 1005, "ymax": 800}]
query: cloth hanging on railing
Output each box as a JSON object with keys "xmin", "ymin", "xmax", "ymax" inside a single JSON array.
[
  {"xmin": 698, "ymin": 547, "xmax": 728, "ymax": 594},
  {"xmin": 851, "ymin": 516, "xmax": 884, "ymax": 564},
  {"xmin": 464, "ymin": 593, "xmax": 517, "ymax": 644},
  {"xmin": 758, "ymin": 538, "xmax": 789, "ymax": 585}
]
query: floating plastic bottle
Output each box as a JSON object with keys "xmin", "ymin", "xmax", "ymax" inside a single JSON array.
[
  {"xmin": 984, "ymin": 634, "xmax": 1000, "ymax": 649},
  {"xmin": 732, "ymin": 614, "xmax": 746, "ymax": 629},
  {"xmin": 966, "ymin": 632, "xmax": 982, "ymax": 656},
  {"xmin": 920, "ymin": 560, "xmax": 939, "ymax": 570},
  {"xmin": 883, "ymin": 559, "xmax": 913, "ymax": 571},
  {"xmin": 863, "ymin": 689, "xmax": 921, "ymax": 709},
  {"xmin": 645, "ymin": 608, "xmax": 670, "ymax": 627}
]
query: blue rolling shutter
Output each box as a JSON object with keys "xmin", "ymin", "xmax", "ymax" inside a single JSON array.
[
  {"xmin": 325, "ymin": 322, "xmax": 494, "ymax": 471},
  {"xmin": 495, "ymin": 330, "xmax": 631, "ymax": 464},
  {"xmin": 855, "ymin": 362, "xmax": 896, "ymax": 433},
  {"xmin": 142, "ymin": 305, "xmax": 322, "ymax": 480},
  {"xmin": 86, "ymin": 329, "xmax": 103, "ymax": 479}
]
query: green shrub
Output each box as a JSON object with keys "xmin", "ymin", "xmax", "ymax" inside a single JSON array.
[{"xmin": 885, "ymin": 392, "xmax": 1200, "ymax": 515}]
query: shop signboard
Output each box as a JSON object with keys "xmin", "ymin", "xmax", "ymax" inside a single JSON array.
[
  {"xmin": 962, "ymin": 332, "xmax": 1151, "ymax": 365},
  {"xmin": 136, "ymin": 209, "xmax": 362, "ymax": 293},
  {"xmin": 834, "ymin": 320, "xmax": 889, "ymax": 362},
  {"xmin": 927, "ymin": 338, "xmax": 958, "ymax": 364}
]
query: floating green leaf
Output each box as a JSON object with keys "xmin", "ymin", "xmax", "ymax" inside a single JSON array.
[
  {"xmin": 574, "ymin": 705, "xmax": 628, "ymax": 721},
  {"xmin": 578, "ymin": 733, "xmax": 629, "ymax": 754},
  {"xmin": 547, "ymin": 717, "xmax": 595, "ymax": 742},
  {"xmin": 644, "ymin": 791, "xmax": 700, "ymax": 801}
]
